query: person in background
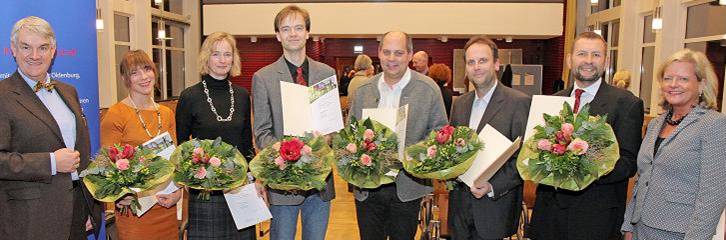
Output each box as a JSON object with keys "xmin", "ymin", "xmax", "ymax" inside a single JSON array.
[
  {"xmin": 613, "ymin": 70, "xmax": 631, "ymax": 89},
  {"xmin": 427, "ymin": 63, "xmax": 454, "ymax": 118},
  {"xmin": 100, "ymin": 50, "xmax": 182, "ymax": 240},
  {"xmin": 347, "ymin": 54, "xmax": 375, "ymax": 106},
  {"xmin": 176, "ymin": 31, "xmax": 258, "ymax": 239},
  {"xmin": 412, "ymin": 50, "xmax": 430, "ymax": 75},
  {"xmin": 621, "ymin": 49, "xmax": 725, "ymax": 240}
]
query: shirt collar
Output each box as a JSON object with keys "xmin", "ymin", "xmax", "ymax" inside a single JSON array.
[
  {"xmin": 19, "ymin": 68, "xmax": 51, "ymax": 89},
  {"xmin": 573, "ymin": 78, "xmax": 602, "ymax": 96},
  {"xmin": 284, "ymin": 57, "xmax": 309, "ymax": 74},
  {"xmin": 474, "ymin": 82, "xmax": 497, "ymax": 104},
  {"xmin": 379, "ymin": 68, "xmax": 412, "ymax": 92}
]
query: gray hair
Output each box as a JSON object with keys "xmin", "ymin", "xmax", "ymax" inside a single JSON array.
[
  {"xmin": 354, "ymin": 54, "xmax": 373, "ymax": 71},
  {"xmin": 11, "ymin": 16, "xmax": 56, "ymax": 48}
]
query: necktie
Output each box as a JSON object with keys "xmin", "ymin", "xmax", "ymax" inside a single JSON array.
[
  {"xmin": 573, "ymin": 89, "xmax": 585, "ymax": 113},
  {"xmin": 34, "ymin": 80, "xmax": 55, "ymax": 93},
  {"xmin": 296, "ymin": 67, "xmax": 307, "ymax": 86}
]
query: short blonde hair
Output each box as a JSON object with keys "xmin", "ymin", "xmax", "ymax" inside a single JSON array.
[
  {"xmin": 119, "ymin": 50, "xmax": 158, "ymax": 87},
  {"xmin": 656, "ymin": 49, "xmax": 718, "ymax": 110},
  {"xmin": 613, "ymin": 70, "xmax": 631, "ymax": 89},
  {"xmin": 11, "ymin": 16, "xmax": 56, "ymax": 48},
  {"xmin": 354, "ymin": 54, "xmax": 372, "ymax": 71},
  {"xmin": 198, "ymin": 32, "xmax": 241, "ymax": 77}
]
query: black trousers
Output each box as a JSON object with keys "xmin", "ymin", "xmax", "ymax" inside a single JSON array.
[
  {"xmin": 448, "ymin": 188, "xmax": 501, "ymax": 240},
  {"xmin": 355, "ymin": 184, "xmax": 422, "ymax": 240}
]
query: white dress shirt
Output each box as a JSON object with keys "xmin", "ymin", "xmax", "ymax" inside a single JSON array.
[
  {"xmin": 571, "ymin": 78, "xmax": 602, "ymax": 113},
  {"xmin": 377, "ymin": 68, "xmax": 412, "ymax": 108},
  {"xmin": 468, "ymin": 83, "xmax": 497, "ymax": 130}
]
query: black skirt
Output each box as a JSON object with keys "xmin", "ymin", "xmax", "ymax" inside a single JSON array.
[{"xmin": 187, "ymin": 190, "xmax": 257, "ymax": 240}]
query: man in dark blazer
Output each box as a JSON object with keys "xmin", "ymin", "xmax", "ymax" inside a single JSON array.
[
  {"xmin": 447, "ymin": 36, "xmax": 530, "ymax": 240},
  {"xmin": 528, "ymin": 31, "xmax": 644, "ymax": 240},
  {"xmin": 0, "ymin": 16, "xmax": 101, "ymax": 240},
  {"xmin": 251, "ymin": 5, "xmax": 336, "ymax": 240},
  {"xmin": 349, "ymin": 31, "xmax": 448, "ymax": 240}
]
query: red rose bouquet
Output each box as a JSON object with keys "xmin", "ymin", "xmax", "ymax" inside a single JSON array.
[
  {"xmin": 403, "ymin": 125, "xmax": 482, "ymax": 180},
  {"xmin": 517, "ymin": 102, "xmax": 619, "ymax": 191},
  {"xmin": 170, "ymin": 137, "xmax": 248, "ymax": 200},
  {"xmin": 333, "ymin": 117, "xmax": 399, "ymax": 188},
  {"xmin": 81, "ymin": 144, "xmax": 174, "ymax": 214},
  {"xmin": 250, "ymin": 135, "xmax": 333, "ymax": 191}
]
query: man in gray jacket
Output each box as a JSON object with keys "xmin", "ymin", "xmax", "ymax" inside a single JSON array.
[
  {"xmin": 251, "ymin": 5, "xmax": 336, "ymax": 240},
  {"xmin": 348, "ymin": 31, "xmax": 448, "ymax": 240}
]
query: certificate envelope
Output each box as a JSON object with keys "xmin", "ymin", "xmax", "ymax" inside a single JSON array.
[
  {"xmin": 224, "ymin": 184, "xmax": 273, "ymax": 230},
  {"xmin": 523, "ymin": 95, "xmax": 574, "ymax": 141},
  {"xmin": 458, "ymin": 124, "xmax": 521, "ymax": 188}
]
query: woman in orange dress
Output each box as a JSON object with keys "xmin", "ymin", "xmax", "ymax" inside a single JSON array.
[{"xmin": 100, "ymin": 50, "xmax": 182, "ymax": 240}]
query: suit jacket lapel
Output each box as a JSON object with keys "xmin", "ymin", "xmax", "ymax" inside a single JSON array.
[
  {"xmin": 476, "ymin": 83, "xmax": 505, "ymax": 133},
  {"xmin": 275, "ymin": 56, "xmax": 294, "ymax": 84},
  {"xmin": 587, "ymin": 82, "xmax": 610, "ymax": 116},
  {"xmin": 657, "ymin": 107, "xmax": 706, "ymax": 157},
  {"xmin": 7, "ymin": 73, "xmax": 64, "ymax": 143},
  {"xmin": 453, "ymin": 92, "xmax": 475, "ymax": 127}
]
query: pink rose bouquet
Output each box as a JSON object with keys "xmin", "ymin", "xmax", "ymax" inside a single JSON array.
[
  {"xmin": 170, "ymin": 137, "xmax": 248, "ymax": 200},
  {"xmin": 81, "ymin": 144, "xmax": 174, "ymax": 214},
  {"xmin": 403, "ymin": 125, "xmax": 483, "ymax": 180},
  {"xmin": 333, "ymin": 117, "xmax": 399, "ymax": 188},
  {"xmin": 517, "ymin": 102, "xmax": 620, "ymax": 191}
]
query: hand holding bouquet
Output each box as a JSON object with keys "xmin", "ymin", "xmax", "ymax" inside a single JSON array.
[
  {"xmin": 170, "ymin": 137, "xmax": 248, "ymax": 200},
  {"xmin": 516, "ymin": 102, "xmax": 619, "ymax": 191},
  {"xmin": 403, "ymin": 125, "xmax": 483, "ymax": 180},
  {"xmin": 250, "ymin": 135, "xmax": 333, "ymax": 191},
  {"xmin": 333, "ymin": 117, "xmax": 399, "ymax": 188},
  {"xmin": 81, "ymin": 144, "xmax": 174, "ymax": 215}
]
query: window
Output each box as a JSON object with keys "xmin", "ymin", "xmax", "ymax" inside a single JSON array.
[
  {"xmin": 114, "ymin": 13, "xmax": 132, "ymax": 102},
  {"xmin": 640, "ymin": 14, "xmax": 656, "ymax": 114},
  {"xmin": 151, "ymin": 1, "xmax": 189, "ymax": 100},
  {"xmin": 684, "ymin": 3, "xmax": 726, "ymax": 111}
]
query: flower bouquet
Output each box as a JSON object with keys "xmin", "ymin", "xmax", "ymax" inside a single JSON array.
[
  {"xmin": 170, "ymin": 137, "xmax": 248, "ymax": 200},
  {"xmin": 516, "ymin": 102, "xmax": 619, "ymax": 191},
  {"xmin": 332, "ymin": 117, "xmax": 399, "ymax": 189},
  {"xmin": 403, "ymin": 125, "xmax": 483, "ymax": 180},
  {"xmin": 81, "ymin": 144, "xmax": 174, "ymax": 215},
  {"xmin": 250, "ymin": 135, "xmax": 333, "ymax": 191}
]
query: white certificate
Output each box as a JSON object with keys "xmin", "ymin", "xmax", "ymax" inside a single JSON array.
[
  {"xmin": 523, "ymin": 95, "xmax": 575, "ymax": 141},
  {"xmin": 714, "ymin": 209, "xmax": 725, "ymax": 240},
  {"xmin": 142, "ymin": 132, "xmax": 176, "ymax": 160},
  {"xmin": 224, "ymin": 184, "xmax": 273, "ymax": 230},
  {"xmin": 458, "ymin": 124, "xmax": 521, "ymax": 188},
  {"xmin": 362, "ymin": 104, "xmax": 408, "ymax": 160},
  {"xmin": 281, "ymin": 75, "xmax": 344, "ymax": 136}
]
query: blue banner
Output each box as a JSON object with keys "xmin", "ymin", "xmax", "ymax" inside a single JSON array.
[
  {"xmin": 1, "ymin": 1, "xmax": 103, "ymax": 239},
  {"xmin": 0, "ymin": 1, "xmax": 100, "ymax": 153}
]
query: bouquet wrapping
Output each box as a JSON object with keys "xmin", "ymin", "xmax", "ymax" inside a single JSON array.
[
  {"xmin": 516, "ymin": 102, "xmax": 620, "ymax": 191},
  {"xmin": 170, "ymin": 137, "xmax": 248, "ymax": 200},
  {"xmin": 333, "ymin": 118, "xmax": 399, "ymax": 188},
  {"xmin": 81, "ymin": 144, "xmax": 174, "ymax": 214},
  {"xmin": 250, "ymin": 135, "xmax": 333, "ymax": 191},
  {"xmin": 403, "ymin": 125, "xmax": 483, "ymax": 180}
]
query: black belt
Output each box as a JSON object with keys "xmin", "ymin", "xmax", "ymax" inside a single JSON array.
[{"xmin": 270, "ymin": 188, "xmax": 320, "ymax": 197}]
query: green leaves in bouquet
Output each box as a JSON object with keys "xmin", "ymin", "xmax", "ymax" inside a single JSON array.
[
  {"xmin": 332, "ymin": 117, "xmax": 398, "ymax": 188},
  {"xmin": 250, "ymin": 134, "xmax": 333, "ymax": 191},
  {"xmin": 171, "ymin": 137, "xmax": 248, "ymax": 191},
  {"xmin": 404, "ymin": 126, "xmax": 483, "ymax": 180}
]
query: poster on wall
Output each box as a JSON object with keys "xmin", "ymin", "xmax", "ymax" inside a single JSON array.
[{"xmin": 0, "ymin": 1, "xmax": 100, "ymax": 154}]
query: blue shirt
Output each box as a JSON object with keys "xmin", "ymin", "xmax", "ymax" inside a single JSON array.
[{"xmin": 19, "ymin": 69, "xmax": 78, "ymax": 180}]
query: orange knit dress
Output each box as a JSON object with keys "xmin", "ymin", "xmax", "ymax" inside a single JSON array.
[{"xmin": 100, "ymin": 102, "xmax": 179, "ymax": 240}]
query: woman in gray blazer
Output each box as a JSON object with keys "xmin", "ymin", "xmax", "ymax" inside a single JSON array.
[{"xmin": 622, "ymin": 49, "xmax": 726, "ymax": 240}]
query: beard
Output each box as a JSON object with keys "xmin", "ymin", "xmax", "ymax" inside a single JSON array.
[
  {"xmin": 472, "ymin": 74, "xmax": 496, "ymax": 91},
  {"xmin": 573, "ymin": 65, "xmax": 604, "ymax": 82}
]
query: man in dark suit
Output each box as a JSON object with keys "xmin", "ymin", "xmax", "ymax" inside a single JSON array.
[
  {"xmin": 447, "ymin": 36, "xmax": 530, "ymax": 240},
  {"xmin": 0, "ymin": 16, "xmax": 101, "ymax": 240},
  {"xmin": 251, "ymin": 5, "xmax": 336, "ymax": 240},
  {"xmin": 528, "ymin": 31, "xmax": 644, "ymax": 240}
]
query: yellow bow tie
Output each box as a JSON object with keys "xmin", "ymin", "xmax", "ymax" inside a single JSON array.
[{"xmin": 33, "ymin": 80, "xmax": 55, "ymax": 93}]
